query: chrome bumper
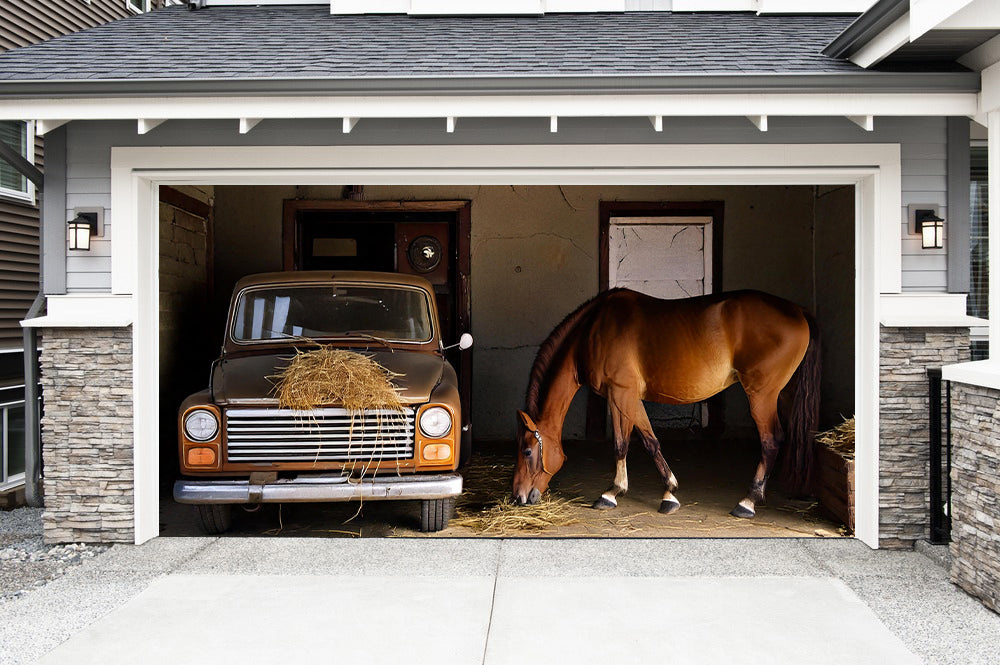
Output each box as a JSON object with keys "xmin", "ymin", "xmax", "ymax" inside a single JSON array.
[{"xmin": 174, "ymin": 473, "xmax": 463, "ymax": 504}]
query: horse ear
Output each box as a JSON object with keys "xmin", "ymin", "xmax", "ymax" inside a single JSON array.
[{"xmin": 518, "ymin": 410, "xmax": 538, "ymax": 432}]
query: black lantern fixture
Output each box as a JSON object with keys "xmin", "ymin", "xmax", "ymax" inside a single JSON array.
[
  {"xmin": 68, "ymin": 212, "xmax": 98, "ymax": 251},
  {"xmin": 915, "ymin": 209, "xmax": 944, "ymax": 250}
]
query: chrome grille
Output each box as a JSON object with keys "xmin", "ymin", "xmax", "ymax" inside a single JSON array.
[{"xmin": 225, "ymin": 407, "xmax": 415, "ymax": 463}]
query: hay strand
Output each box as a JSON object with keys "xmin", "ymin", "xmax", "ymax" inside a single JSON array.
[
  {"xmin": 270, "ymin": 346, "xmax": 404, "ymax": 413},
  {"xmin": 451, "ymin": 495, "xmax": 581, "ymax": 535},
  {"xmin": 815, "ymin": 417, "xmax": 855, "ymax": 460}
]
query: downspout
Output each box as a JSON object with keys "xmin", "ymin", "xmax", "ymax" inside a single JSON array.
[{"xmin": 22, "ymin": 294, "xmax": 43, "ymax": 507}]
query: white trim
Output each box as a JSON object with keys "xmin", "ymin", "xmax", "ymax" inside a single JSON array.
[
  {"xmin": 238, "ymin": 118, "xmax": 262, "ymax": 135},
  {"xmin": 35, "ymin": 119, "xmax": 69, "ymax": 136},
  {"xmin": 20, "ymin": 295, "xmax": 134, "ymax": 328},
  {"xmin": 990, "ymin": 110, "xmax": 1000, "ymax": 354},
  {"xmin": 110, "ymin": 142, "xmax": 893, "ymax": 547},
  {"xmin": 943, "ymin": 359, "xmax": 1000, "ymax": 390},
  {"xmin": 879, "ymin": 293, "xmax": 985, "ymax": 328},
  {"xmin": 0, "ymin": 119, "xmax": 35, "ymax": 204},
  {"xmin": 747, "ymin": 115, "xmax": 767, "ymax": 132},
  {"xmin": 0, "ymin": 92, "xmax": 979, "ymax": 124},
  {"xmin": 137, "ymin": 119, "xmax": 165, "ymax": 135}
]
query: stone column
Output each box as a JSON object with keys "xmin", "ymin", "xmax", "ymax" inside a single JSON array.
[
  {"xmin": 38, "ymin": 327, "xmax": 134, "ymax": 544},
  {"xmin": 949, "ymin": 382, "xmax": 1000, "ymax": 613},
  {"xmin": 879, "ymin": 326, "xmax": 969, "ymax": 548}
]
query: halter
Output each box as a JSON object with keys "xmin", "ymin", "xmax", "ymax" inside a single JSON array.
[{"xmin": 531, "ymin": 428, "xmax": 554, "ymax": 476}]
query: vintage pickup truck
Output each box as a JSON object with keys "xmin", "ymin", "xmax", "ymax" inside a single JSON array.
[{"xmin": 173, "ymin": 271, "xmax": 471, "ymax": 534}]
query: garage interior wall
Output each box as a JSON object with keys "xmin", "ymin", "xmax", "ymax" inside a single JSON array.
[{"xmin": 182, "ymin": 184, "xmax": 856, "ymax": 441}]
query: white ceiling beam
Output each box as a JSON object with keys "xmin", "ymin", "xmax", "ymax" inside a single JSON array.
[
  {"xmin": 550, "ymin": 115, "xmax": 558, "ymax": 133},
  {"xmin": 342, "ymin": 117, "xmax": 359, "ymax": 133},
  {"xmin": 848, "ymin": 115, "xmax": 875, "ymax": 131},
  {"xmin": 649, "ymin": 115, "xmax": 663, "ymax": 132},
  {"xmin": 35, "ymin": 119, "xmax": 69, "ymax": 136},
  {"xmin": 137, "ymin": 118, "xmax": 165, "ymax": 135},
  {"xmin": 239, "ymin": 117, "xmax": 262, "ymax": 134},
  {"xmin": 0, "ymin": 93, "xmax": 978, "ymax": 123},
  {"xmin": 446, "ymin": 116, "xmax": 457, "ymax": 133},
  {"xmin": 747, "ymin": 115, "xmax": 768, "ymax": 131}
]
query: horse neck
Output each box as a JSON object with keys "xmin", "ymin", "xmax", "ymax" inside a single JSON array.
[{"xmin": 536, "ymin": 348, "xmax": 581, "ymax": 442}]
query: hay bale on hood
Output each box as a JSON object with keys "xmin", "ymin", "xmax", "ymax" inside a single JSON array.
[{"xmin": 270, "ymin": 347, "xmax": 404, "ymax": 413}]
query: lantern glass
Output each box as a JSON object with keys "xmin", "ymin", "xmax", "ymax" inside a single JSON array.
[
  {"xmin": 920, "ymin": 218, "xmax": 944, "ymax": 250},
  {"xmin": 68, "ymin": 219, "xmax": 91, "ymax": 251}
]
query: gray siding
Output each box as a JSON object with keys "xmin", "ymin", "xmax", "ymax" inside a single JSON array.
[{"xmin": 60, "ymin": 115, "xmax": 950, "ymax": 293}]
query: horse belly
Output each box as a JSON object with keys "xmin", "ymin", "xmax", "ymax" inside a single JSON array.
[{"xmin": 641, "ymin": 358, "xmax": 735, "ymax": 405}]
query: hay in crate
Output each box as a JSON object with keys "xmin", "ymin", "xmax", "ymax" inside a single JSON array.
[
  {"xmin": 271, "ymin": 346, "xmax": 404, "ymax": 413},
  {"xmin": 815, "ymin": 417, "xmax": 855, "ymax": 460},
  {"xmin": 451, "ymin": 453, "xmax": 580, "ymax": 535}
]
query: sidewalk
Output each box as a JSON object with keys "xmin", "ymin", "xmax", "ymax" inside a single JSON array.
[{"xmin": 2, "ymin": 537, "xmax": 999, "ymax": 664}]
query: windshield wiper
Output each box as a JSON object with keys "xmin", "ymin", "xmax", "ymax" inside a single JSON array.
[{"xmin": 343, "ymin": 332, "xmax": 394, "ymax": 351}]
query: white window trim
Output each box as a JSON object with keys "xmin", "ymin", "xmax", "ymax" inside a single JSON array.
[
  {"xmin": 105, "ymin": 143, "xmax": 895, "ymax": 548},
  {"xmin": 126, "ymin": 0, "xmax": 151, "ymax": 14},
  {"xmin": 0, "ymin": 120, "xmax": 36, "ymax": 205}
]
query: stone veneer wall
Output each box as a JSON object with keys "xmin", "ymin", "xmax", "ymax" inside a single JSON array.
[
  {"xmin": 949, "ymin": 383, "xmax": 1000, "ymax": 613},
  {"xmin": 39, "ymin": 327, "xmax": 134, "ymax": 544},
  {"xmin": 879, "ymin": 327, "xmax": 969, "ymax": 548}
]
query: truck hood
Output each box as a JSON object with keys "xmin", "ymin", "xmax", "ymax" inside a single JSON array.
[{"xmin": 212, "ymin": 350, "xmax": 446, "ymax": 406}]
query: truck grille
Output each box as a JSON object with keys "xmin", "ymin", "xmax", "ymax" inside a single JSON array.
[{"xmin": 225, "ymin": 407, "xmax": 416, "ymax": 464}]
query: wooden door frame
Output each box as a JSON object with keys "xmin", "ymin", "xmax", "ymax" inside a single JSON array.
[{"xmin": 589, "ymin": 200, "xmax": 726, "ymax": 440}]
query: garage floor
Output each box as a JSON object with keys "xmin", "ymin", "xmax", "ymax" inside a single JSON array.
[{"xmin": 161, "ymin": 433, "xmax": 846, "ymax": 538}]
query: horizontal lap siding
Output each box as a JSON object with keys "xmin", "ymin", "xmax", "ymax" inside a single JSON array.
[
  {"xmin": 0, "ymin": 134, "xmax": 42, "ymax": 350},
  {"xmin": 0, "ymin": 1, "xmax": 134, "ymax": 51},
  {"xmin": 59, "ymin": 116, "xmax": 951, "ymax": 294}
]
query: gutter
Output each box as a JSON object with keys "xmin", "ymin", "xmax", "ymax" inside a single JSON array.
[
  {"xmin": 822, "ymin": 0, "xmax": 909, "ymax": 60},
  {"xmin": 0, "ymin": 71, "xmax": 981, "ymax": 99}
]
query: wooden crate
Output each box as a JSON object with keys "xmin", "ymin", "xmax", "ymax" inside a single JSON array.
[{"xmin": 814, "ymin": 443, "xmax": 855, "ymax": 532}]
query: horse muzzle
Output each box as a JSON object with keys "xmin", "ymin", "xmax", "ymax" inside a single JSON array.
[{"xmin": 513, "ymin": 488, "xmax": 542, "ymax": 506}]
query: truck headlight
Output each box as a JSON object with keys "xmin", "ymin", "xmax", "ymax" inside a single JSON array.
[
  {"xmin": 184, "ymin": 409, "xmax": 219, "ymax": 442},
  {"xmin": 419, "ymin": 406, "xmax": 452, "ymax": 439}
]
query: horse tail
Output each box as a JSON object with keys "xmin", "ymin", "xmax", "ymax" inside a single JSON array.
[{"xmin": 780, "ymin": 310, "xmax": 821, "ymax": 496}]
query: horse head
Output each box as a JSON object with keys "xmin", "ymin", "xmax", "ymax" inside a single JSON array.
[{"xmin": 512, "ymin": 409, "xmax": 565, "ymax": 505}]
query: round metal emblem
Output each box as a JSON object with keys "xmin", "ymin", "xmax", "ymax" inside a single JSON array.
[{"xmin": 407, "ymin": 235, "xmax": 443, "ymax": 273}]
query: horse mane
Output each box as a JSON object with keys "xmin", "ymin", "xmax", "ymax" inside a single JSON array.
[{"xmin": 525, "ymin": 289, "xmax": 622, "ymax": 417}]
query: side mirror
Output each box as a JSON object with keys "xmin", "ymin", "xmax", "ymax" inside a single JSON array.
[{"xmin": 444, "ymin": 333, "xmax": 474, "ymax": 351}]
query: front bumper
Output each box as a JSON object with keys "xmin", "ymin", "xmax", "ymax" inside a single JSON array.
[{"xmin": 174, "ymin": 473, "xmax": 463, "ymax": 504}]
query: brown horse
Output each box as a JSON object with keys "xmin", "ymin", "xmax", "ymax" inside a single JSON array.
[{"xmin": 512, "ymin": 289, "xmax": 820, "ymax": 519}]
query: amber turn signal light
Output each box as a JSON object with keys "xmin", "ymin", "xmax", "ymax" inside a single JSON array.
[
  {"xmin": 422, "ymin": 443, "xmax": 452, "ymax": 461},
  {"xmin": 186, "ymin": 447, "xmax": 217, "ymax": 466}
]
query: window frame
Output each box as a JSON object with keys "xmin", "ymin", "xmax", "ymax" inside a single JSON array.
[
  {"xmin": 0, "ymin": 120, "xmax": 36, "ymax": 205},
  {"xmin": 126, "ymin": 0, "xmax": 151, "ymax": 14}
]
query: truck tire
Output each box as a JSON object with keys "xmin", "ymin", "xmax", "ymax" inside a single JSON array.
[
  {"xmin": 420, "ymin": 497, "xmax": 456, "ymax": 532},
  {"xmin": 197, "ymin": 504, "xmax": 232, "ymax": 535}
]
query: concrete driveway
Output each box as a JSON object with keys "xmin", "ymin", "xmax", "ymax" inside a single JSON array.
[{"xmin": 2, "ymin": 537, "xmax": 998, "ymax": 664}]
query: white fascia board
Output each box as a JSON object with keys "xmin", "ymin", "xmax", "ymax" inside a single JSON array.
[
  {"xmin": 879, "ymin": 293, "xmax": 985, "ymax": 328},
  {"xmin": 849, "ymin": 15, "xmax": 910, "ymax": 69},
  {"xmin": 0, "ymin": 92, "xmax": 979, "ymax": 123},
  {"xmin": 936, "ymin": 0, "xmax": 1000, "ymax": 31},
  {"xmin": 672, "ymin": 0, "xmax": 756, "ymax": 10},
  {"xmin": 909, "ymin": 0, "xmax": 974, "ymax": 40},
  {"xmin": 545, "ymin": 0, "xmax": 626, "ymax": 11},
  {"xmin": 20, "ymin": 295, "xmax": 134, "ymax": 328},
  {"xmin": 203, "ymin": 0, "xmax": 325, "ymax": 4},
  {"xmin": 981, "ymin": 59, "xmax": 1000, "ymax": 113},
  {"xmin": 757, "ymin": 0, "xmax": 876, "ymax": 13},
  {"xmin": 331, "ymin": 0, "xmax": 407, "ymax": 13},
  {"xmin": 410, "ymin": 0, "xmax": 543, "ymax": 14},
  {"xmin": 958, "ymin": 33, "xmax": 1000, "ymax": 72}
]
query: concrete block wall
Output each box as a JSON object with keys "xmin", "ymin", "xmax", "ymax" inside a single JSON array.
[
  {"xmin": 949, "ymin": 383, "xmax": 1000, "ymax": 614},
  {"xmin": 38, "ymin": 327, "xmax": 134, "ymax": 544},
  {"xmin": 878, "ymin": 326, "xmax": 969, "ymax": 548}
]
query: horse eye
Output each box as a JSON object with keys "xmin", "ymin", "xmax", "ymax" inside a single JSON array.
[{"xmin": 522, "ymin": 448, "xmax": 532, "ymax": 458}]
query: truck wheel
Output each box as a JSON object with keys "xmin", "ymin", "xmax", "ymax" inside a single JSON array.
[
  {"xmin": 420, "ymin": 497, "xmax": 456, "ymax": 532},
  {"xmin": 196, "ymin": 504, "xmax": 232, "ymax": 534}
]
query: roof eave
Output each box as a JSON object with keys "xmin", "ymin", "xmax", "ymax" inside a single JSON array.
[{"xmin": 0, "ymin": 71, "xmax": 982, "ymax": 98}]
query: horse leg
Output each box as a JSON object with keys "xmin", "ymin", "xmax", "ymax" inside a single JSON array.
[
  {"xmin": 632, "ymin": 406, "xmax": 681, "ymax": 515},
  {"xmin": 593, "ymin": 399, "xmax": 633, "ymax": 510},
  {"xmin": 731, "ymin": 392, "xmax": 783, "ymax": 519}
]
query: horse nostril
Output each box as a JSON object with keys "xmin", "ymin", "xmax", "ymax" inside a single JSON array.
[{"xmin": 528, "ymin": 488, "xmax": 541, "ymax": 504}]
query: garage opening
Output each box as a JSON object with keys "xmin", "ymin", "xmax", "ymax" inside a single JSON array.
[{"xmin": 157, "ymin": 183, "xmax": 855, "ymax": 539}]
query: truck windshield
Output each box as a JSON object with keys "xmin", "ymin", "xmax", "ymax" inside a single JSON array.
[{"xmin": 231, "ymin": 284, "xmax": 434, "ymax": 344}]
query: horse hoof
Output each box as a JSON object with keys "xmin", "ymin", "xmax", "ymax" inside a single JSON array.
[
  {"xmin": 658, "ymin": 499, "xmax": 681, "ymax": 515},
  {"xmin": 730, "ymin": 504, "xmax": 755, "ymax": 519},
  {"xmin": 592, "ymin": 497, "xmax": 617, "ymax": 510}
]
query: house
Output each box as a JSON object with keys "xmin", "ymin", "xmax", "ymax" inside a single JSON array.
[
  {"xmin": 0, "ymin": 0, "xmax": 997, "ymax": 613},
  {"xmin": 0, "ymin": 0, "xmax": 175, "ymax": 505}
]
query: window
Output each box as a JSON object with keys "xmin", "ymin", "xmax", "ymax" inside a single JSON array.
[
  {"xmin": 0, "ymin": 120, "xmax": 33, "ymax": 202},
  {"xmin": 970, "ymin": 143, "xmax": 988, "ymax": 359},
  {"xmin": 0, "ymin": 383, "xmax": 26, "ymax": 491},
  {"xmin": 126, "ymin": 0, "xmax": 151, "ymax": 13}
]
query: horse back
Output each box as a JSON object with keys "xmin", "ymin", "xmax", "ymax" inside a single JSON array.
[{"xmin": 582, "ymin": 290, "xmax": 809, "ymax": 403}]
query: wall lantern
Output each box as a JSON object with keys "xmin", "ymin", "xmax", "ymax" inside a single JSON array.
[
  {"xmin": 68, "ymin": 212, "xmax": 99, "ymax": 251},
  {"xmin": 915, "ymin": 209, "xmax": 945, "ymax": 250}
]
